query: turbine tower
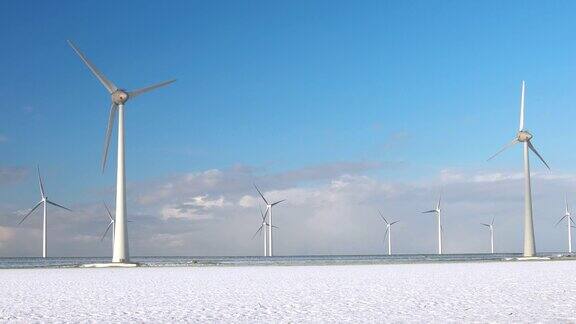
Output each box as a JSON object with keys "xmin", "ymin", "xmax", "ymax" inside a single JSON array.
[
  {"xmin": 422, "ymin": 194, "xmax": 442, "ymax": 254},
  {"xmin": 101, "ymin": 203, "xmax": 115, "ymax": 244},
  {"xmin": 19, "ymin": 166, "xmax": 71, "ymax": 258},
  {"xmin": 254, "ymin": 184, "xmax": 285, "ymax": 256},
  {"xmin": 68, "ymin": 40, "xmax": 175, "ymax": 263},
  {"xmin": 378, "ymin": 210, "xmax": 399, "ymax": 255},
  {"xmin": 488, "ymin": 81, "xmax": 549, "ymax": 257},
  {"xmin": 480, "ymin": 217, "xmax": 495, "ymax": 254},
  {"xmin": 555, "ymin": 195, "xmax": 574, "ymax": 254}
]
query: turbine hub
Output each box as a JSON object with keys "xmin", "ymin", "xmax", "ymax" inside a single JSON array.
[
  {"xmin": 111, "ymin": 90, "xmax": 129, "ymax": 105},
  {"xmin": 517, "ymin": 130, "xmax": 532, "ymax": 142}
]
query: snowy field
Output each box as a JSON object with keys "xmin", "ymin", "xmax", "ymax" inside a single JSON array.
[{"xmin": 1, "ymin": 260, "xmax": 576, "ymax": 322}]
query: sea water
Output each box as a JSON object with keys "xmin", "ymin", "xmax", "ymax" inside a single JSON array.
[{"xmin": 0, "ymin": 253, "xmax": 552, "ymax": 269}]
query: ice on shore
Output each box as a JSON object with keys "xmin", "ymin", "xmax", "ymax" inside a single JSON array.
[{"xmin": 1, "ymin": 261, "xmax": 575, "ymax": 322}]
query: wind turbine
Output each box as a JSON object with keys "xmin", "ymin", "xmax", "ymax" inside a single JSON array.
[
  {"xmin": 252, "ymin": 206, "xmax": 279, "ymax": 256},
  {"xmin": 378, "ymin": 210, "xmax": 399, "ymax": 255},
  {"xmin": 422, "ymin": 194, "xmax": 442, "ymax": 254},
  {"xmin": 101, "ymin": 203, "xmax": 115, "ymax": 244},
  {"xmin": 68, "ymin": 40, "xmax": 175, "ymax": 263},
  {"xmin": 480, "ymin": 217, "xmax": 495, "ymax": 254},
  {"xmin": 254, "ymin": 184, "xmax": 285, "ymax": 256},
  {"xmin": 18, "ymin": 166, "xmax": 71, "ymax": 258},
  {"xmin": 555, "ymin": 195, "xmax": 574, "ymax": 254},
  {"xmin": 488, "ymin": 81, "xmax": 549, "ymax": 257}
]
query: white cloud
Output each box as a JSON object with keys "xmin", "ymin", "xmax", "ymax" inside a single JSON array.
[
  {"xmin": 2, "ymin": 161, "xmax": 576, "ymax": 257},
  {"xmin": 161, "ymin": 195, "xmax": 228, "ymax": 220},
  {"xmin": 238, "ymin": 195, "xmax": 257, "ymax": 208}
]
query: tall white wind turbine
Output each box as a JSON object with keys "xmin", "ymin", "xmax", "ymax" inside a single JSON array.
[
  {"xmin": 254, "ymin": 184, "xmax": 285, "ymax": 256},
  {"xmin": 378, "ymin": 210, "xmax": 399, "ymax": 255},
  {"xmin": 555, "ymin": 195, "xmax": 574, "ymax": 254},
  {"xmin": 422, "ymin": 194, "xmax": 443, "ymax": 254},
  {"xmin": 480, "ymin": 217, "xmax": 495, "ymax": 254},
  {"xmin": 488, "ymin": 81, "xmax": 549, "ymax": 257},
  {"xmin": 252, "ymin": 206, "xmax": 278, "ymax": 256},
  {"xmin": 101, "ymin": 203, "xmax": 115, "ymax": 244},
  {"xmin": 68, "ymin": 40, "xmax": 175, "ymax": 263},
  {"xmin": 18, "ymin": 166, "xmax": 71, "ymax": 258}
]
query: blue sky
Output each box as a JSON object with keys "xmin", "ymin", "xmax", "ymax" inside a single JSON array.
[{"xmin": 2, "ymin": 1, "xmax": 576, "ymax": 256}]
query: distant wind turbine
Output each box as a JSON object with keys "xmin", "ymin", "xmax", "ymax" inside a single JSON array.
[
  {"xmin": 68, "ymin": 40, "xmax": 175, "ymax": 263},
  {"xmin": 555, "ymin": 195, "xmax": 574, "ymax": 254},
  {"xmin": 378, "ymin": 210, "xmax": 399, "ymax": 255},
  {"xmin": 422, "ymin": 194, "xmax": 442, "ymax": 254},
  {"xmin": 488, "ymin": 81, "xmax": 549, "ymax": 257},
  {"xmin": 252, "ymin": 206, "xmax": 278, "ymax": 256},
  {"xmin": 18, "ymin": 166, "xmax": 71, "ymax": 258},
  {"xmin": 254, "ymin": 184, "xmax": 285, "ymax": 256},
  {"xmin": 480, "ymin": 217, "xmax": 495, "ymax": 254}
]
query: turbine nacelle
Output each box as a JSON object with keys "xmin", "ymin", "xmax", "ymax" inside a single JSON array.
[
  {"xmin": 517, "ymin": 130, "xmax": 532, "ymax": 142},
  {"xmin": 112, "ymin": 90, "xmax": 129, "ymax": 105}
]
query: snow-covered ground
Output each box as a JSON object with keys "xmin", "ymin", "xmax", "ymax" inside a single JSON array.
[{"xmin": 1, "ymin": 260, "xmax": 575, "ymax": 322}]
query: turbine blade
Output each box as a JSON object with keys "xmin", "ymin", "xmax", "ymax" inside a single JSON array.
[
  {"xmin": 102, "ymin": 103, "xmax": 118, "ymax": 172},
  {"xmin": 481, "ymin": 223, "xmax": 491, "ymax": 227},
  {"xmin": 252, "ymin": 225, "xmax": 263, "ymax": 239},
  {"xmin": 128, "ymin": 79, "xmax": 176, "ymax": 99},
  {"xmin": 37, "ymin": 165, "xmax": 45, "ymax": 198},
  {"xmin": 487, "ymin": 138, "xmax": 519, "ymax": 161},
  {"xmin": 272, "ymin": 225, "xmax": 279, "ymax": 229},
  {"xmin": 253, "ymin": 183, "xmax": 269, "ymax": 205},
  {"xmin": 47, "ymin": 200, "xmax": 72, "ymax": 212},
  {"xmin": 390, "ymin": 221, "xmax": 399, "ymax": 225},
  {"xmin": 527, "ymin": 141, "xmax": 550, "ymax": 170},
  {"xmin": 378, "ymin": 210, "xmax": 388, "ymax": 224},
  {"xmin": 570, "ymin": 217, "xmax": 576, "ymax": 227},
  {"xmin": 436, "ymin": 193, "xmax": 442, "ymax": 210},
  {"xmin": 565, "ymin": 194, "xmax": 569, "ymax": 215},
  {"xmin": 104, "ymin": 202, "xmax": 114, "ymax": 222},
  {"xmin": 101, "ymin": 222, "xmax": 113, "ymax": 241},
  {"xmin": 383, "ymin": 227, "xmax": 389, "ymax": 244},
  {"xmin": 18, "ymin": 201, "xmax": 43, "ymax": 225},
  {"xmin": 555, "ymin": 215, "xmax": 568, "ymax": 227},
  {"xmin": 67, "ymin": 40, "xmax": 118, "ymax": 94},
  {"xmin": 519, "ymin": 80, "xmax": 526, "ymax": 131},
  {"xmin": 491, "ymin": 216, "xmax": 495, "ymax": 226},
  {"xmin": 422, "ymin": 210, "xmax": 437, "ymax": 214},
  {"xmin": 271, "ymin": 199, "xmax": 285, "ymax": 206}
]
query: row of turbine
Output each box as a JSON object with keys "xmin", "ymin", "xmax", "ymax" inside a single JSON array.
[
  {"xmin": 388, "ymin": 194, "xmax": 573, "ymax": 255},
  {"xmin": 249, "ymin": 78, "xmax": 574, "ymax": 258},
  {"xmin": 11, "ymin": 39, "xmax": 566, "ymax": 259},
  {"xmin": 17, "ymin": 164, "xmax": 574, "ymax": 257},
  {"xmin": 249, "ymin": 183, "xmax": 576, "ymax": 256}
]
